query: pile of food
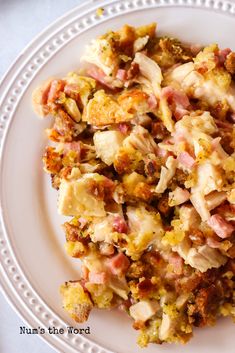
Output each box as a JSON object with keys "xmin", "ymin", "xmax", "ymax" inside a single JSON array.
[{"xmin": 33, "ymin": 23, "xmax": 235, "ymax": 346}]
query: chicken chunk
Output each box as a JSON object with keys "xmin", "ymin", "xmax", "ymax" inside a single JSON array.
[
  {"xmin": 94, "ymin": 130, "xmax": 125, "ymax": 165},
  {"xmin": 130, "ymin": 300, "xmax": 159, "ymax": 322},
  {"xmin": 179, "ymin": 205, "xmax": 201, "ymax": 231}
]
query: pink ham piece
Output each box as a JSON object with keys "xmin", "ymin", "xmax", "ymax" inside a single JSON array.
[
  {"xmin": 161, "ymin": 86, "xmax": 190, "ymax": 120},
  {"xmin": 118, "ymin": 299, "xmax": 132, "ymax": 312},
  {"xmin": 172, "ymin": 131, "xmax": 186, "ymax": 144},
  {"xmin": 178, "ymin": 152, "xmax": 196, "ymax": 169},
  {"xmin": 87, "ymin": 66, "xmax": 115, "ymax": 89},
  {"xmin": 147, "ymin": 94, "xmax": 158, "ymax": 109},
  {"xmin": 113, "ymin": 216, "xmax": 128, "ymax": 233},
  {"xmin": 214, "ymin": 119, "xmax": 233, "ymax": 130},
  {"xmin": 64, "ymin": 141, "xmax": 81, "ymax": 153},
  {"xmin": 118, "ymin": 123, "xmax": 131, "ymax": 135},
  {"xmin": 116, "ymin": 69, "xmax": 128, "ymax": 81},
  {"xmin": 174, "ymin": 106, "xmax": 189, "ymax": 121},
  {"xmin": 168, "ymin": 253, "xmax": 184, "ymax": 274},
  {"xmin": 206, "ymin": 237, "xmax": 221, "ymax": 249},
  {"xmin": 211, "ymin": 137, "xmax": 221, "ymax": 151},
  {"xmin": 102, "ymin": 176, "xmax": 115, "ymax": 191},
  {"xmin": 40, "ymin": 81, "xmax": 52, "ymax": 105},
  {"xmin": 47, "ymin": 79, "xmax": 65, "ymax": 103},
  {"xmin": 217, "ymin": 48, "xmax": 231, "ymax": 65},
  {"xmin": 64, "ymin": 84, "xmax": 80, "ymax": 101},
  {"xmin": 63, "ymin": 142, "xmax": 81, "ymax": 161},
  {"xmin": 78, "ymin": 217, "xmax": 88, "ymax": 229},
  {"xmin": 207, "ymin": 214, "xmax": 234, "ymax": 239},
  {"xmin": 156, "ymin": 146, "xmax": 171, "ymax": 159},
  {"xmin": 88, "ymin": 271, "xmax": 108, "ymax": 284},
  {"xmin": 107, "ymin": 253, "xmax": 130, "ymax": 276}
]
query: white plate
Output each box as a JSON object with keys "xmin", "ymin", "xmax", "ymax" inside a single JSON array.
[{"xmin": 0, "ymin": 0, "xmax": 235, "ymax": 352}]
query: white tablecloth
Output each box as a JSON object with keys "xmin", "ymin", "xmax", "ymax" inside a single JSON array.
[{"xmin": 0, "ymin": 2, "xmax": 86, "ymax": 352}]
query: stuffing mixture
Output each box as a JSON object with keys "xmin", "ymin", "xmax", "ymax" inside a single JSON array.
[{"xmin": 33, "ymin": 23, "xmax": 235, "ymax": 346}]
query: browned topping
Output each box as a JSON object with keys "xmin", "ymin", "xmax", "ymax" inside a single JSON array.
[
  {"xmin": 43, "ymin": 147, "xmax": 63, "ymax": 174},
  {"xmin": 133, "ymin": 182, "xmax": 153, "ymax": 201},
  {"xmin": 151, "ymin": 121, "xmax": 169, "ymax": 140},
  {"xmin": 63, "ymin": 222, "xmax": 80, "ymax": 242},
  {"xmin": 157, "ymin": 193, "xmax": 171, "ymax": 215},
  {"xmin": 114, "ymin": 151, "xmax": 132, "ymax": 174},
  {"xmin": 189, "ymin": 230, "xmax": 205, "ymax": 246},
  {"xmin": 138, "ymin": 279, "xmax": 154, "ymax": 297},
  {"xmin": 127, "ymin": 62, "xmax": 139, "ymax": 80},
  {"xmin": 127, "ymin": 261, "xmax": 150, "ymax": 279},
  {"xmin": 225, "ymin": 52, "xmax": 235, "ymax": 74},
  {"xmin": 188, "ymin": 284, "xmax": 221, "ymax": 327},
  {"xmin": 227, "ymin": 244, "xmax": 235, "ymax": 258},
  {"xmin": 133, "ymin": 320, "xmax": 146, "ymax": 330},
  {"xmin": 175, "ymin": 273, "xmax": 202, "ymax": 293}
]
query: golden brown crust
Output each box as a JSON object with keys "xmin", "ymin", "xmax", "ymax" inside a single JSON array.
[{"xmin": 225, "ymin": 52, "xmax": 235, "ymax": 74}]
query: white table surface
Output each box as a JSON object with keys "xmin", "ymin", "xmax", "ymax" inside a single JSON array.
[{"xmin": 0, "ymin": 1, "xmax": 87, "ymax": 352}]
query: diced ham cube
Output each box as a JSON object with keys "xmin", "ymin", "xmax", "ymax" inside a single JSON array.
[
  {"xmin": 174, "ymin": 106, "xmax": 189, "ymax": 120},
  {"xmin": 40, "ymin": 81, "xmax": 52, "ymax": 105},
  {"xmin": 64, "ymin": 84, "xmax": 80, "ymax": 101},
  {"xmin": 161, "ymin": 86, "xmax": 190, "ymax": 113},
  {"xmin": 147, "ymin": 94, "xmax": 158, "ymax": 109},
  {"xmin": 207, "ymin": 214, "xmax": 234, "ymax": 239},
  {"xmin": 118, "ymin": 123, "xmax": 131, "ymax": 135},
  {"xmin": 178, "ymin": 152, "xmax": 196, "ymax": 169},
  {"xmin": 88, "ymin": 271, "xmax": 108, "ymax": 284},
  {"xmin": 214, "ymin": 119, "xmax": 233, "ymax": 130},
  {"xmin": 156, "ymin": 146, "xmax": 171, "ymax": 159},
  {"xmin": 78, "ymin": 217, "xmax": 88, "ymax": 229},
  {"xmin": 206, "ymin": 237, "xmax": 221, "ymax": 249},
  {"xmin": 172, "ymin": 131, "xmax": 187, "ymax": 144},
  {"xmin": 113, "ymin": 216, "xmax": 128, "ymax": 233},
  {"xmin": 217, "ymin": 48, "xmax": 231, "ymax": 65},
  {"xmin": 118, "ymin": 299, "xmax": 132, "ymax": 312},
  {"xmin": 107, "ymin": 253, "xmax": 130, "ymax": 276},
  {"xmin": 211, "ymin": 137, "xmax": 221, "ymax": 151},
  {"xmin": 171, "ymin": 90, "xmax": 190, "ymax": 109},
  {"xmin": 116, "ymin": 69, "xmax": 128, "ymax": 81},
  {"xmin": 161, "ymin": 86, "xmax": 173, "ymax": 100},
  {"xmin": 47, "ymin": 79, "xmax": 65, "ymax": 103},
  {"xmin": 64, "ymin": 141, "xmax": 81, "ymax": 154},
  {"xmin": 161, "ymin": 86, "xmax": 190, "ymax": 120},
  {"xmin": 87, "ymin": 66, "xmax": 114, "ymax": 89},
  {"xmin": 168, "ymin": 253, "xmax": 184, "ymax": 274}
]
